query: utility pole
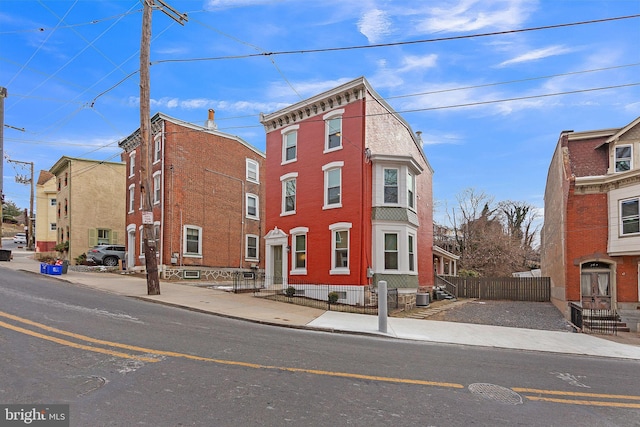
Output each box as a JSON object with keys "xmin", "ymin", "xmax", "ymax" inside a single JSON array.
[
  {"xmin": 0, "ymin": 87, "xmax": 6, "ymax": 247},
  {"xmin": 139, "ymin": 0, "xmax": 187, "ymax": 295},
  {"xmin": 140, "ymin": 0, "xmax": 160, "ymax": 295}
]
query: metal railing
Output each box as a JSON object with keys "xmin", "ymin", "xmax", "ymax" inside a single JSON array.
[
  {"xmin": 238, "ymin": 273, "xmax": 399, "ymax": 314},
  {"xmin": 569, "ymin": 302, "xmax": 618, "ymax": 335}
]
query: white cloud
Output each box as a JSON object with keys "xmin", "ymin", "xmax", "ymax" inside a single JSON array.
[
  {"xmin": 498, "ymin": 45, "xmax": 574, "ymax": 67},
  {"xmin": 416, "ymin": 0, "xmax": 536, "ymax": 34},
  {"xmin": 266, "ymin": 78, "xmax": 356, "ymax": 101},
  {"xmin": 204, "ymin": 0, "xmax": 274, "ymax": 10},
  {"xmin": 398, "ymin": 54, "xmax": 438, "ymax": 72},
  {"xmin": 358, "ymin": 9, "xmax": 392, "ymax": 43}
]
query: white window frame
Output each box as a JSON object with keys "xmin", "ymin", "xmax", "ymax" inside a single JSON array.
[
  {"xmin": 615, "ymin": 144, "xmax": 632, "ymax": 173},
  {"xmin": 246, "ymin": 193, "xmax": 259, "ymax": 220},
  {"xmin": 281, "ymin": 125, "xmax": 299, "ymax": 164},
  {"xmin": 384, "ymin": 232, "xmax": 399, "ymax": 271},
  {"xmin": 153, "ymin": 171, "xmax": 161, "ymax": 205},
  {"xmin": 153, "ymin": 134, "xmax": 162, "ymax": 164},
  {"xmin": 50, "ymin": 198, "xmax": 57, "ymax": 206},
  {"xmin": 408, "ymin": 234, "xmax": 415, "ymax": 272},
  {"xmin": 329, "ymin": 222, "xmax": 351, "ymax": 275},
  {"xmin": 322, "ymin": 161, "xmax": 343, "ymax": 209},
  {"xmin": 384, "ymin": 168, "xmax": 399, "ymax": 204},
  {"xmin": 97, "ymin": 228, "xmax": 110, "ymax": 245},
  {"xmin": 280, "ymin": 172, "xmax": 298, "ymax": 216},
  {"xmin": 407, "ymin": 171, "xmax": 415, "ymax": 210},
  {"xmin": 139, "ymin": 225, "xmax": 145, "ymax": 259},
  {"xmin": 183, "ymin": 225, "xmax": 203, "ymax": 258},
  {"xmin": 245, "ymin": 234, "xmax": 259, "ymax": 261},
  {"xmin": 129, "ymin": 151, "xmax": 135, "ymax": 178},
  {"xmin": 246, "ymin": 159, "xmax": 259, "ymax": 183},
  {"xmin": 290, "ymin": 226, "xmax": 308, "ymax": 275},
  {"xmin": 323, "ymin": 109, "xmax": 344, "ymax": 153},
  {"xmin": 620, "ymin": 197, "xmax": 640, "ymax": 236},
  {"xmin": 128, "ymin": 184, "xmax": 135, "ymax": 213},
  {"xmin": 50, "ymin": 223, "xmax": 57, "ymax": 231}
]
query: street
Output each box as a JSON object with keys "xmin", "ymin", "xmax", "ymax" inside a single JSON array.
[{"xmin": 0, "ymin": 262, "xmax": 639, "ymax": 426}]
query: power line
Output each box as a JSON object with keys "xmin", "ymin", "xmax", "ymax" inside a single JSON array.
[{"xmin": 154, "ymin": 14, "xmax": 640, "ymax": 64}]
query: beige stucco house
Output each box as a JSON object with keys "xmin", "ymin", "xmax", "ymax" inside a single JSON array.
[
  {"xmin": 49, "ymin": 156, "xmax": 126, "ymax": 263},
  {"xmin": 34, "ymin": 170, "xmax": 58, "ymax": 253}
]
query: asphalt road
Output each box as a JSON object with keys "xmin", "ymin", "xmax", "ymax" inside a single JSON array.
[{"xmin": 1, "ymin": 267, "xmax": 639, "ymax": 426}]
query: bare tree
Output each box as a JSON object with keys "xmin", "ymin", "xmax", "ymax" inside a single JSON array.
[{"xmin": 443, "ymin": 189, "xmax": 541, "ymax": 276}]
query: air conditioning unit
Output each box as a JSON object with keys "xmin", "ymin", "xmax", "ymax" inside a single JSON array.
[{"xmin": 183, "ymin": 270, "xmax": 200, "ymax": 279}]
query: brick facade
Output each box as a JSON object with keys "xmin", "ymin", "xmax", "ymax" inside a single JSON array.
[
  {"xmin": 119, "ymin": 112, "xmax": 265, "ymax": 276},
  {"xmin": 261, "ymin": 77, "xmax": 434, "ymax": 291},
  {"xmin": 542, "ymin": 117, "xmax": 640, "ymax": 327}
]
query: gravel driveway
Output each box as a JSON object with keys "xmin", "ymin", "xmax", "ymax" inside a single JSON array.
[{"xmin": 425, "ymin": 300, "xmax": 575, "ymax": 332}]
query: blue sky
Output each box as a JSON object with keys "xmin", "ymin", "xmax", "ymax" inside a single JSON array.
[{"xmin": 1, "ymin": 0, "xmax": 639, "ymax": 227}]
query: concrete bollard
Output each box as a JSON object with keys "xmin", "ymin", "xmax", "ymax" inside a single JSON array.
[{"xmin": 378, "ymin": 280, "xmax": 387, "ymax": 333}]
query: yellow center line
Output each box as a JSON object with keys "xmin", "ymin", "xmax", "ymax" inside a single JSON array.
[
  {"xmin": 0, "ymin": 310, "xmax": 464, "ymax": 389},
  {"xmin": 0, "ymin": 320, "xmax": 158, "ymax": 363},
  {"xmin": 512, "ymin": 387, "xmax": 640, "ymax": 401},
  {"xmin": 525, "ymin": 396, "xmax": 640, "ymax": 409}
]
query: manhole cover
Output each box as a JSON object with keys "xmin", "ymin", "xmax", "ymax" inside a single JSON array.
[{"xmin": 468, "ymin": 383, "xmax": 523, "ymax": 405}]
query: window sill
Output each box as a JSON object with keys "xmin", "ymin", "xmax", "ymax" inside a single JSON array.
[
  {"xmin": 246, "ymin": 215, "xmax": 260, "ymax": 221},
  {"xmin": 323, "ymin": 203, "xmax": 342, "ymax": 210},
  {"xmin": 183, "ymin": 253, "xmax": 203, "ymax": 259},
  {"xmin": 329, "ymin": 268, "xmax": 350, "ymax": 275},
  {"xmin": 280, "ymin": 211, "xmax": 296, "ymax": 217},
  {"xmin": 281, "ymin": 159, "xmax": 297, "ymax": 166},
  {"xmin": 290, "ymin": 269, "xmax": 307, "ymax": 275},
  {"xmin": 323, "ymin": 146, "xmax": 343, "ymax": 154}
]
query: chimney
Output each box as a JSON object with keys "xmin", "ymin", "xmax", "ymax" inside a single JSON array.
[{"xmin": 206, "ymin": 109, "xmax": 217, "ymax": 130}]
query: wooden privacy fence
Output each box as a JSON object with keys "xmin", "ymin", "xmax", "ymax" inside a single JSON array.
[{"xmin": 436, "ymin": 276, "xmax": 551, "ymax": 302}]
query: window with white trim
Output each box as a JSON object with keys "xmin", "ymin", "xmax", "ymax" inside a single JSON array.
[
  {"xmin": 407, "ymin": 172, "xmax": 415, "ymax": 210},
  {"xmin": 153, "ymin": 172, "xmax": 161, "ymax": 205},
  {"xmin": 408, "ymin": 234, "xmax": 415, "ymax": 272},
  {"xmin": 323, "ymin": 161, "xmax": 343, "ymax": 209},
  {"xmin": 246, "ymin": 193, "xmax": 259, "ymax": 219},
  {"xmin": 323, "ymin": 109, "xmax": 343, "ymax": 152},
  {"xmin": 128, "ymin": 185, "xmax": 135, "ymax": 213},
  {"xmin": 183, "ymin": 225, "xmax": 202, "ymax": 256},
  {"xmin": 50, "ymin": 223, "xmax": 57, "ymax": 231},
  {"xmin": 615, "ymin": 145, "xmax": 632, "ymax": 172},
  {"xmin": 384, "ymin": 168, "xmax": 398, "ymax": 204},
  {"xmin": 281, "ymin": 126, "xmax": 298, "ymax": 163},
  {"xmin": 50, "ymin": 198, "xmax": 57, "ymax": 206},
  {"xmin": 246, "ymin": 159, "xmax": 259, "ymax": 183},
  {"xmin": 329, "ymin": 222, "xmax": 351, "ymax": 274},
  {"xmin": 153, "ymin": 134, "xmax": 162, "ymax": 163},
  {"xmin": 281, "ymin": 173, "xmax": 297, "ymax": 215},
  {"xmin": 384, "ymin": 233, "xmax": 398, "ymax": 270},
  {"xmin": 326, "ymin": 117, "xmax": 341, "ymax": 150},
  {"xmin": 246, "ymin": 234, "xmax": 258, "ymax": 260},
  {"xmin": 129, "ymin": 152, "xmax": 135, "ymax": 177},
  {"xmin": 139, "ymin": 225, "xmax": 145, "ymax": 258},
  {"xmin": 621, "ymin": 197, "xmax": 639, "ymax": 235},
  {"xmin": 290, "ymin": 227, "xmax": 308, "ymax": 274}
]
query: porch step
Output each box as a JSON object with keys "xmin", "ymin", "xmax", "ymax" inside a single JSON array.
[{"xmin": 583, "ymin": 321, "xmax": 630, "ymax": 333}]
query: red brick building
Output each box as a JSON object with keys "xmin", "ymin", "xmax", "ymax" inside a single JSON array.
[
  {"xmin": 542, "ymin": 116, "xmax": 640, "ymax": 330},
  {"xmin": 119, "ymin": 111, "xmax": 265, "ymax": 279},
  {"xmin": 260, "ymin": 77, "xmax": 434, "ymax": 303}
]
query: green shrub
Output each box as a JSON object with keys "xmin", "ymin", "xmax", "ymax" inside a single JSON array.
[
  {"xmin": 285, "ymin": 286, "xmax": 296, "ymax": 298},
  {"xmin": 328, "ymin": 291, "xmax": 340, "ymax": 305}
]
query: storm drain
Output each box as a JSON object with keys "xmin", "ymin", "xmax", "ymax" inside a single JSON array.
[{"xmin": 468, "ymin": 383, "xmax": 523, "ymax": 405}]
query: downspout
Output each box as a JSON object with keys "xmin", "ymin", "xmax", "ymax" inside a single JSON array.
[
  {"xmin": 67, "ymin": 158, "xmax": 71, "ymax": 261},
  {"xmin": 159, "ymin": 121, "xmax": 165, "ymax": 276}
]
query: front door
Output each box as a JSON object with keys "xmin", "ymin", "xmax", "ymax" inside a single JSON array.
[
  {"xmin": 580, "ymin": 262, "xmax": 612, "ymax": 310},
  {"xmin": 272, "ymin": 245, "xmax": 283, "ymax": 285}
]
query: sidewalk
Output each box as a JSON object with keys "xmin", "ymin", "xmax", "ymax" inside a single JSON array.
[{"xmin": 2, "ymin": 244, "xmax": 640, "ymax": 361}]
